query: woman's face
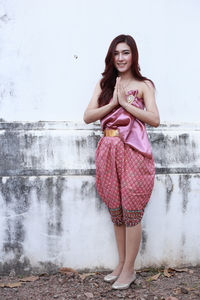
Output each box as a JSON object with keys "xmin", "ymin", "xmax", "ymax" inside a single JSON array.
[{"xmin": 114, "ymin": 42, "xmax": 132, "ymax": 73}]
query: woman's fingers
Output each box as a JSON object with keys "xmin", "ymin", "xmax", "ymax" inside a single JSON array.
[
  {"xmin": 115, "ymin": 77, "xmax": 119, "ymax": 88},
  {"xmin": 114, "ymin": 77, "xmax": 118, "ymax": 90}
]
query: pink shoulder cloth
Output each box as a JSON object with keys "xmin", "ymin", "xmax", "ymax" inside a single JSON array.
[{"xmin": 100, "ymin": 90, "xmax": 152, "ymax": 158}]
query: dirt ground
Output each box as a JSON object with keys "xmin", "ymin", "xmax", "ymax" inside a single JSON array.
[{"xmin": 0, "ymin": 266, "xmax": 200, "ymax": 300}]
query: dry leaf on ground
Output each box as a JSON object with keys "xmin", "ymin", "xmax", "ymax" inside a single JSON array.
[
  {"xmin": 151, "ymin": 272, "xmax": 161, "ymax": 281},
  {"xmin": 164, "ymin": 268, "xmax": 174, "ymax": 278},
  {"xmin": 58, "ymin": 267, "xmax": 78, "ymax": 274},
  {"xmin": 136, "ymin": 268, "xmax": 151, "ymax": 273},
  {"xmin": 147, "ymin": 272, "xmax": 161, "ymax": 282},
  {"xmin": 20, "ymin": 276, "xmax": 39, "ymax": 282},
  {"xmin": 7, "ymin": 282, "xmax": 22, "ymax": 288},
  {"xmin": 93, "ymin": 282, "xmax": 99, "ymax": 287},
  {"xmin": 173, "ymin": 287, "xmax": 182, "ymax": 295},
  {"xmin": 79, "ymin": 272, "xmax": 96, "ymax": 280},
  {"xmin": 0, "ymin": 282, "xmax": 22, "ymax": 288},
  {"xmin": 84, "ymin": 292, "xmax": 94, "ymax": 298},
  {"xmin": 172, "ymin": 268, "xmax": 189, "ymax": 273}
]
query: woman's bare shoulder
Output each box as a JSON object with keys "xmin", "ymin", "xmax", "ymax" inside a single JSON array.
[
  {"xmin": 86, "ymin": 79, "xmax": 102, "ymax": 109},
  {"xmin": 142, "ymin": 80, "xmax": 155, "ymax": 91},
  {"xmin": 95, "ymin": 79, "xmax": 102, "ymax": 91},
  {"xmin": 139, "ymin": 80, "xmax": 154, "ymax": 98}
]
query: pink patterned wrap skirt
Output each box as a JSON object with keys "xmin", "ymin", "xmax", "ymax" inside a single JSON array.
[{"xmin": 95, "ymin": 136, "xmax": 155, "ymax": 227}]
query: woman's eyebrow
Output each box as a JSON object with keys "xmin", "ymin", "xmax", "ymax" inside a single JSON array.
[{"xmin": 114, "ymin": 49, "xmax": 130, "ymax": 53}]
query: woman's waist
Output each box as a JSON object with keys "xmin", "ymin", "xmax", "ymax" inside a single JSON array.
[{"xmin": 103, "ymin": 128, "xmax": 119, "ymax": 137}]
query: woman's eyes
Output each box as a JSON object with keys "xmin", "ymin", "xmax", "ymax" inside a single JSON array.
[{"xmin": 114, "ymin": 52, "xmax": 130, "ymax": 55}]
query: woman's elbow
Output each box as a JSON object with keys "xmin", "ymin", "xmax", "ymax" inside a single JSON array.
[
  {"xmin": 83, "ymin": 115, "xmax": 89, "ymax": 124},
  {"xmin": 153, "ymin": 116, "xmax": 160, "ymax": 127},
  {"xmin": 83, "ymin": 112, "xmax": 91, "ymax": 124}
]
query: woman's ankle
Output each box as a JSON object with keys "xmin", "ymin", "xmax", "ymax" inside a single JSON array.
[
  {"xmin": 120, "ymin": 264, "xmax": 135, "ymax": 275},
  {"xmin": 111, "ymin": 262, "xmax": 124, "ymax": 275}
]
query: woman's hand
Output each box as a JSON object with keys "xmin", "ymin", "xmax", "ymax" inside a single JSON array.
[
  {"xmin": 119, "ymin": 80, "xmax": 160, "ymax": 127},
  {"xmin": 83, "ymin": 80, "xmax": 120, "ymax": 124},
  {"xmin": 117, "ymin": 77, "xmax": 127, "ymax": 107},
  {"xmin": 110, "ymin": 77, "xmax": 119, "ymax": 108}
]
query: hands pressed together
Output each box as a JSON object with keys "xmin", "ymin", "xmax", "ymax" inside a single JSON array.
[{"xmin": 112, "ymin": 77, "xmax": 128, "ymax": 108}]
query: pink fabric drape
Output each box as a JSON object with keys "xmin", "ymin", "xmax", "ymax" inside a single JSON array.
[{"xmin": 100, "ymin": 90, "xmax": 152, "ymax": 158}]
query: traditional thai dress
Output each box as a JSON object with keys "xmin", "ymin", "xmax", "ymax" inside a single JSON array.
[{"xmin": 95, "ymin": 90, "xmax": 155, "ymax": 226}]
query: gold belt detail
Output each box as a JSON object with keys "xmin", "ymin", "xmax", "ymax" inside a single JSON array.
[{"xmin": 104, "ymin": 129, "xmax": 119, "ymax": 137}]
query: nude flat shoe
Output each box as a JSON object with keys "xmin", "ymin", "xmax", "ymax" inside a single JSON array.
[
  {"xmin": 112, "ymin": 271, "xmax": 136, "ymax": 290},
  {"xmin": 104, "ymin": 274, "xmax": 118, "ymax": 283}
]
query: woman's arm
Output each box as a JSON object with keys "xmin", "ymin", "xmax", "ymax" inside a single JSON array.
[
  {"xmin": 118, "ymin": 80, "xmax": 160, "ymax": 127},
  {"xmin": 83, "ymin": 80, "xmax": 118, "ymax": 124}
]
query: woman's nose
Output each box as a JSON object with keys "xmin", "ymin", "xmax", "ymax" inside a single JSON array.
[{"xmin": 118, "ymin": 53, "xmax": 123, "ymax": 60}]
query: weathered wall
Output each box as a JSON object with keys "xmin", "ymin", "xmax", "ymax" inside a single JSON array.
[{"xmin": 0, "ymin": 122, "xmax": 200, "ymax": 275}]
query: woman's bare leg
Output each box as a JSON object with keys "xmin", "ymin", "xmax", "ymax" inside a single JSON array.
[
  {"xmin": 109, "ymin": 223, "xmax": 126, "ymax": 276},
  {"xmin": 115, "ymin": 222, "xmax": 142, "ymax": 283}
]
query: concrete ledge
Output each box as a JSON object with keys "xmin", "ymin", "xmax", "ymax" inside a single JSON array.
[{"xmin": 0, "ymin": 122, "xmax": 200, "ymax": 176}]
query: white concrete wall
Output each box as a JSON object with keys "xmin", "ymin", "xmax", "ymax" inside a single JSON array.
[
  {"xmin": 0, "ymin": 0, "xmax": 200, "ymax": 122},
  {"xmin": 0, "ymin": 122, "xmax": 200, "ymax": 274}
]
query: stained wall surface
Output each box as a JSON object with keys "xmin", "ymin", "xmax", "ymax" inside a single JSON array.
[{"xmin": 0, "ymin": 122, "xmax": 200, "ymax": 274}]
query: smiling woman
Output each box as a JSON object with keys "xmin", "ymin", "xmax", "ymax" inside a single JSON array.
[{"xmin": 83, "ymin": 34, "xmax": 160, "ymax": 290}]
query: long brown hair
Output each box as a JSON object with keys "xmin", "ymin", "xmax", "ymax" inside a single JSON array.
[{"xmin": 98, "ymin": 34, "xmax": 154, "ymax": 107}]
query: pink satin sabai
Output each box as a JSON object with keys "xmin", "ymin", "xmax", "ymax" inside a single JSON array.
[{"xmin": 100, "ymin": 90, "xmax": 152, "ymax": 158}]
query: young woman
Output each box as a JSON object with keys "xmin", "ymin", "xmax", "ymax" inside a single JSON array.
[{"xmin": 84, "ymin": 34, "xmax": 160, "ymax": 290}]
